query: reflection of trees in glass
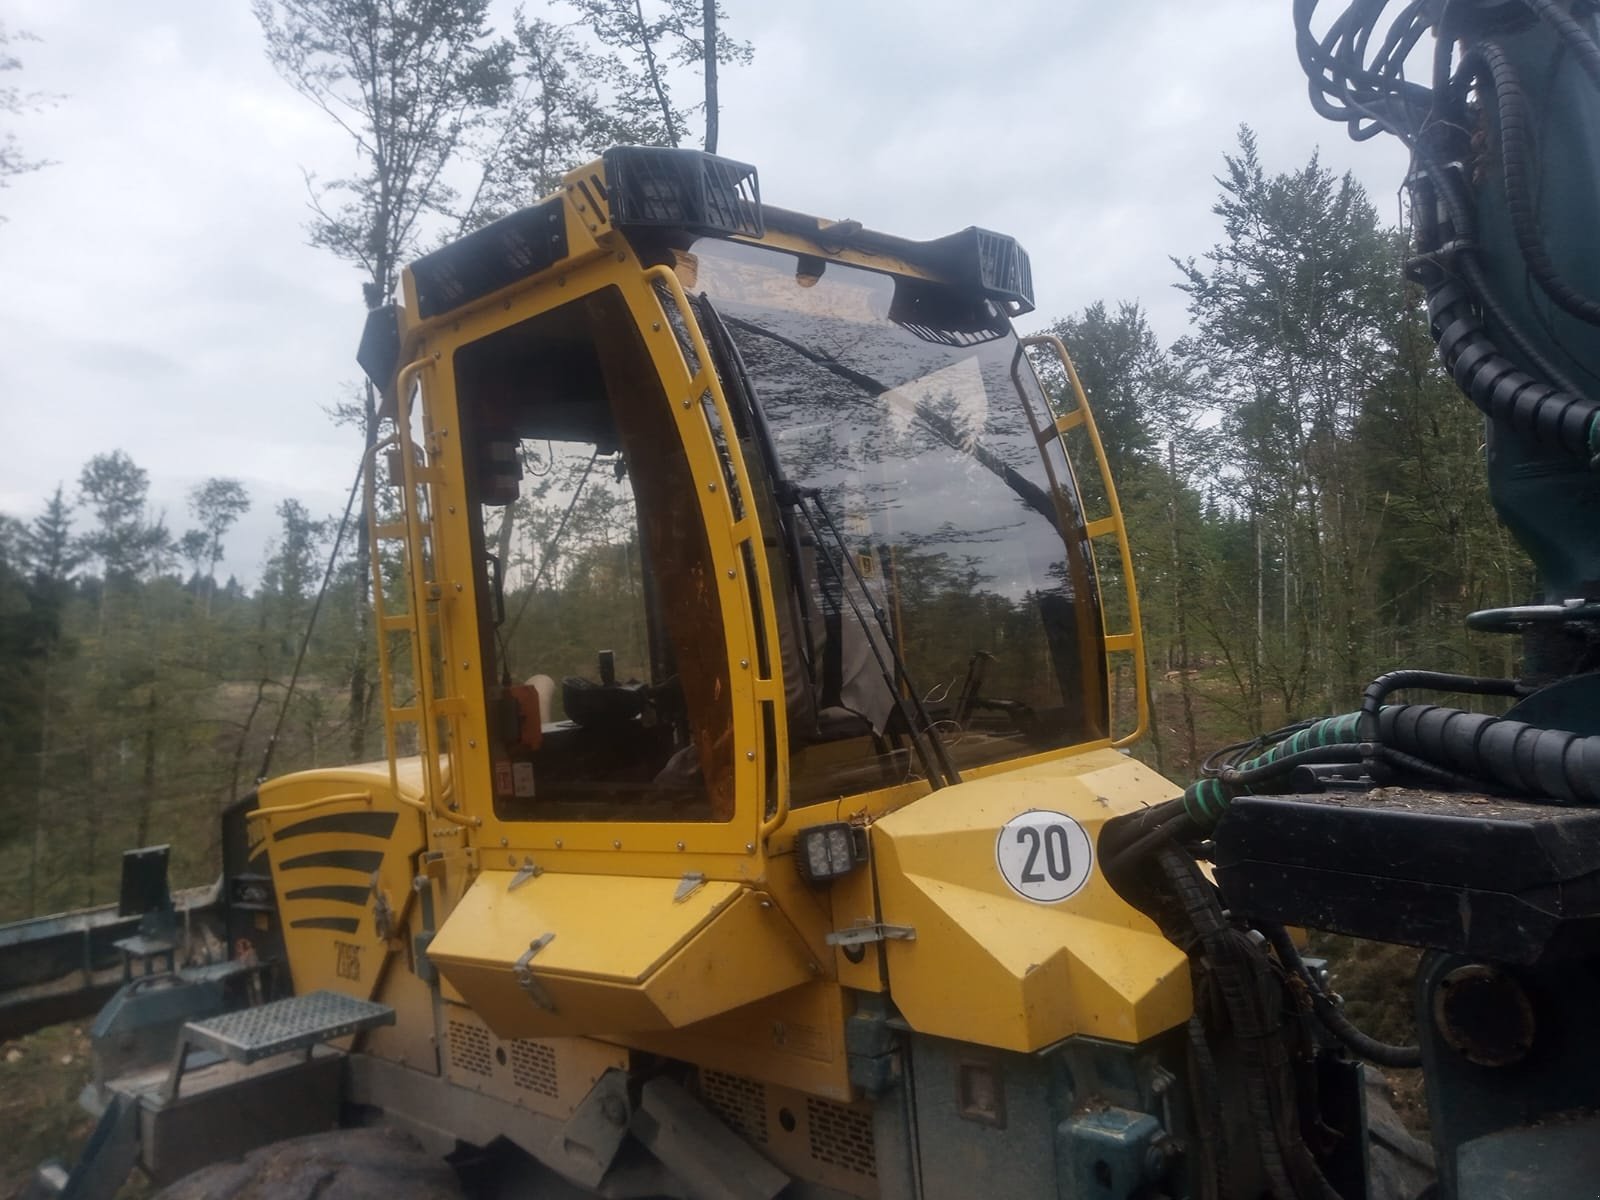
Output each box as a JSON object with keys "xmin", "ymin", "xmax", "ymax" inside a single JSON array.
[{"xmin": 699, "ymin": 239, "xmax": 1109, "ymax": 758}]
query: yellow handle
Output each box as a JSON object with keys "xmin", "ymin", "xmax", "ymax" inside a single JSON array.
[{"xmin": 246, "ymin": 791, "xmax": 374, "ymax": 821}]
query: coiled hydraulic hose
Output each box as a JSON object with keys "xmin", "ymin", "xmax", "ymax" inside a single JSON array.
[
  {"xmin": 1428, "ymin": 280, "xmax": 1600, "ymax": 462},
  {"xmin": 1183, "ymin": 703, "xmax": 1600, "ymax": 829}
]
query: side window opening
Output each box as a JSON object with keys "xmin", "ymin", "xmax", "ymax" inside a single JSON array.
[{"xmin": 455, "ymin": 287, "xmax": 735, "ymax": 822}]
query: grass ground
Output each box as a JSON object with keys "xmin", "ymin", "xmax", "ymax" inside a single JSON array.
[{"xmin": 1, "ymin": 1023, "xmax": 96, "ymax": 1198}]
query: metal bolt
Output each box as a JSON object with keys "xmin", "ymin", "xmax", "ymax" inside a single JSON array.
[
  {"xmin": 613, "ymin": 839, "xmax": 622, "ymax": 849},
  {"xmin": 745, "ymin": 842, "xmax": 755, "ymax": 854},
  {"xmin": 463, "ymin": 661, "xmax": 470, "ymax": 669},
  {"xmin": 739, "ymin": 658, "xmax": 749, "ymax": 669},
  {"xmin": 555, "ymin": 838, "xmax": 563, "ymax": 848},
  {"xmin": 500, "ymin": 837, "xmax": 509, "ymax": 847},
  {"xmin": 676, "ymin": 840, "xmax": 685, "ymax": 851},
  {"xmin": 727, "ymin": 568, "xmax": 736, "ymax": 578},
  {"xmin": 707, "ymin": 481, "xmax": 717, "ymax": 492},
  {"xmin": 454, "ymin": 582, "xmax": 463, "ymax": 591},
  {"xmin": 683, "ymin": 397, "xmax": 692, "ymax": 408},
  {"xmin": 447, "ymin": 505, "xmax": 456, "ymax": 514},
  {"xmin": 616, "ymin": 252, "xmax": 626, "ymax": 262},
  {"xmin": 746, "ymin": 750, "xmax": 756, "ymax": 761},
  {"xmin": 468, "ymin": 739, "xmax": 477, "ymax": 748},
  {"xmin": 652, "ymin": 321, "xmax": 662, "ymax": 331}
]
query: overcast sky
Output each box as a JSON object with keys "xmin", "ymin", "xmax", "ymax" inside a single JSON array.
[{"xmin": 0, "ymin": 0, "xmax": 1411, "ymax": 586}]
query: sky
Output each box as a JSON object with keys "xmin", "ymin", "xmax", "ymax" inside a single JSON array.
[{"xmin": 0, "ymin": 0, "xmax": 1412, "ymax": 587}]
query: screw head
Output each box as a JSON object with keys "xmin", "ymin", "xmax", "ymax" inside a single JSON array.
[
  {"xmin": 746, "ymin": 750, "xmax": 756, "ymax": 761},
  {"xmin": 676, "ymin": 840, "xmax": 686, "ymax": 850},
  {"xmin": 613, "ymin": 839, "xmax": 622, "ymax": 849}
]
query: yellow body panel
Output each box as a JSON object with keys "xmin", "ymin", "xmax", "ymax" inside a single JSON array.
[
  {"xmin": 427, "ymin": 870, "xmax": 818, "ymax": 1039},
  {"xmin": 255, "ymin": 761, "xmax": 429, "ymax": 999},
  {"xmin": 871, "ymin": 748, "xmax": 1190, "ymax": 1052},
  {"xmin": 618, "ymin": 981, "xmax": 853, "ymax": 1103}
]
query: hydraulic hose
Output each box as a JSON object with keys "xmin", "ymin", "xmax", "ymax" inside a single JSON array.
[
  {"xmin": 1458, "ymin": 42, "xmax": 1600, "ymax": 330},
  {"xmin": 1357, "ymin": 669, "xmax": 1526, "ymax": 741},
  {"xmin": 1264, "ymin": 925, "xmax": 1423, "ymax": 1069},
  {"xmin": 1427, "ymin": 279, "xmax": 1600, "ymax": 462},
  {"xmin": 1157, "ymin": 847, "xmax": 1345, "ymax": 1200},
  {"xmin": 1183, "ymin": 703, "xmax": 1600, "ymax": 829},
  {"xmin": 1377, "ymin": 703, "xmax": 1600, "ymax": 802}
]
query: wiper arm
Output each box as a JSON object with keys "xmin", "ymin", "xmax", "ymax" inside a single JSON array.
[
  {"xmin": 724, "ymin": 314, "xmax": 1060, "ymax": 530},
  {"xmin": 702, "ymin": 297, "xmax": 957, "ymax": 785},
  {"xmin": 793, "ymin": 486, "xmax": 960, "ymax": 790}
]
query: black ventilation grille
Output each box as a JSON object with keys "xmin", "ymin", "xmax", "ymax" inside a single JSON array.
[{"xmin": 604, "ymin": 147, "xmax": 762, "ymax": 239}]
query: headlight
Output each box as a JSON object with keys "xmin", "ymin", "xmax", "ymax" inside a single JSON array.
[{"xmin": 796, "ymin": 822, "xmax": 866, "ymax": 885}]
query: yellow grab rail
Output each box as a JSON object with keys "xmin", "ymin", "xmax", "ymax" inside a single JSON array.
[
  {"xmin": 246, "ymin": 791, "xmax": 375, "ymax": 821},
  {"xmin": 367, "ymin": 354, "xmax": 479, "ymax": 829},
  {"xmin": 1017, "ymin": 335, "xmax": 1150, "ymax": 748},
  {"xmin": 641, "ymin": 264, "xmax": 791, "ymax": 839}
]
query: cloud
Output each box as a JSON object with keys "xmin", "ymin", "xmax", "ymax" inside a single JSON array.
[{"xmin": 1, "ymin": 0, "xmax": 1417, "ymax": 585}]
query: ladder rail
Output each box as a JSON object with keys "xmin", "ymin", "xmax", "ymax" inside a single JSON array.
[{"xmin": 366, "ymin": 357, "xmax": 478, "ymax": 829}]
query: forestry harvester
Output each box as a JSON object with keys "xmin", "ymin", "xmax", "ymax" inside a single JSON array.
[{"xmin": 8, "ymin": 3, "xmax": 1600, "ymax": 1197}]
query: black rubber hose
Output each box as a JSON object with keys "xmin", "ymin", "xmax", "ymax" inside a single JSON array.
[
  {"xmin": 1426, "ymin": 278, "xmax": 1600, "ymax": 460},
  {"xmin": 1378, "ymin": 703, "xmax": 1600, "ymax": 802},
  {"xmin": 1157, "ymin": 848, "xmax": 1346, "ymax": 1200},
  {"xmin": 1357, "ymin": 668, "xmax": 1526, "ymax": 742},
  {"xmin": 1523, "ymin": 0, "xmax": 1600, "ymax": 93},
  {"xmin": 1264, "ymin": 925, "xmax": 1424, "ymax": 1069},
  {"xmin": 1459, "ymin": 42, "xmax": 1600, "ymax": 328}
]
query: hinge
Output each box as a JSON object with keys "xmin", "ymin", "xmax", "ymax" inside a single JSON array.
[
  {"xmin": 826, "ymin": 921, "xmax": 916, "ymax": 948},
  {"xmin": 507, "ymin": 857, "xmax": 543, "ymax": 891},
  {"xmin": 513, "ymin": 932, "xmax": 557, "ymax": 1011}
]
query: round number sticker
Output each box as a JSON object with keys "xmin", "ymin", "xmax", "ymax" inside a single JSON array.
[{"xmin": 996, "ymin": 810, "xmax": 1093, "ymax": 903}]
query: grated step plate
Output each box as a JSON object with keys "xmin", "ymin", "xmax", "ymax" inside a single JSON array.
[{"xmin": 181, "ymin": 990, "xmax": 394, "ymax": 1064}]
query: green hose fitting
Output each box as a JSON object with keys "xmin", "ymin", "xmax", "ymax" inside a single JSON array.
[{"xmin": 1182, "ymin": 712, "xmax": 1367, "ymax": 830}]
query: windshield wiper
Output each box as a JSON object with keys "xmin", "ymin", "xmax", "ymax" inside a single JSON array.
[{"xmin": 700, "ymin": 297, "xmax": 958, "ymax": 789}]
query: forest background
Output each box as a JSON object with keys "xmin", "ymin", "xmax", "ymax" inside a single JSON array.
[{"xmin": 0, "ymin": 0, "xmax": 1530, "ymax": 923}]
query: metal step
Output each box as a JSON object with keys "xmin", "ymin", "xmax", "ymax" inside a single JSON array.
[{"xmin": 180, "ymin": 989, "xmax": 394, "ymax": 1065}]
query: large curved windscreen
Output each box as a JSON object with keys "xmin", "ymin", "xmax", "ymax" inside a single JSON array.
[{"xmin": 692, "ymin": 238, "xmax": 1108, "ymax": 798}]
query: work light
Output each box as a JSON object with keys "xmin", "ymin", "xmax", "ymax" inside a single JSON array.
[{"xmin": 796, "ymin": 822, "xmax": 866, "ymax": 885}]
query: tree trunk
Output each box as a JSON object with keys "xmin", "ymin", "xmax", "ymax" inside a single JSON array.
[
  {"xmin": 635, "ymin": 0, "xmax": 679, "ymax": 146},
  {"xmin": 349, "ymin": 382, "xmax": 378, "ymax": 761},
  {"xmin": 702, "ymin": 0, "xmax": 719, "ymax": 153},
  {"xmin": 1168, "ymin": 442, "xmax": 1199, "ymax": 772}
]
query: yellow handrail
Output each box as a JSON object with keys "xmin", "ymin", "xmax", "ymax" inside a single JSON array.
[
  {"xmin": 641, "ymin": 264, "xmax": 791, "ymax": 839},
  {"xmin": 245, "ymin": 791, "xmax": 373, "ymax": 821},
  {"xmin": 1018, "ymin": 335, "xmax": 1150, "ymax": 748}
]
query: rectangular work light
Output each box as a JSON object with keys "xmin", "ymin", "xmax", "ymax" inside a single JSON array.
[{"xmin": 797, "ymin": 822, "xmax": 867, "ymax": 886}]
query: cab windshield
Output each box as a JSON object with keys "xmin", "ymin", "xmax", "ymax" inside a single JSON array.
[{"xmin": 691, "ymin": 238, "xmax": 1109, "ymax": 800}]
